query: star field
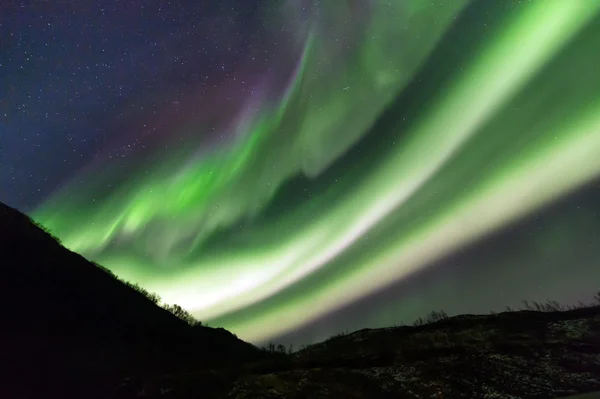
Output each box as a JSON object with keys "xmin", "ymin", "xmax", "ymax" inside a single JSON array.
[{"xmin": 2, "ymin": 0, "xmax": 600, "ymax": 346}]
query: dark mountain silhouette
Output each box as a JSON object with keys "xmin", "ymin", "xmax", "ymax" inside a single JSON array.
[
  {"xmin": 2, "ymin": 200, "xmax": 599, "ymax": 399},
  {"xmin": 0, "ymin": 201, "xmax": 262, "ymax": 399}
]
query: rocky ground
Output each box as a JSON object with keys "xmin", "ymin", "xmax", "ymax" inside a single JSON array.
[{"xmin": 117, "ymin": 305, "xmax": 600, "ymax": 399}]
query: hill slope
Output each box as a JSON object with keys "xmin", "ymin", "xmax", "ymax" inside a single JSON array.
[
  {"xmin": 0, "ymin": 201, "xmax": 260, "ymax": 398},
  {"xmin": 230, "ymin": 307, "xmax": 600, "ymax": 398},
  {"xmin": 109, "ymin": 304, "xmax": 600, "ymax": 398}
]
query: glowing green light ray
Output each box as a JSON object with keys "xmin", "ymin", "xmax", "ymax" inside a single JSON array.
[
  {"xmin": 33, "ymin": 1, "xmax": 600, "ymax": 344},
  {"xmin": 36, "ymin": 33, "xmax": 316, "ymax": 258},
  {"xmin": 232, "ymin": 96, "xmax": 600, "ymax": 342},
  {"xmin": 36, "ymin": 1, "xmax": 470, "ymax": 270},
  {"xmin": 151, "ymin": 0, "xmax": 599, "ymax": 326},
  {"xmin": 205, "ymin": 0, "xmax": 600, "ymax": 341}
]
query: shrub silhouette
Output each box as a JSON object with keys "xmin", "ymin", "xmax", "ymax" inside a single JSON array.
[
  {"xmin": 276, "ymin": 344, "xmax": 286, "ymax": 354},
  {"xmin": 92, "ymin": 261, "xmax": 118, "ymax": 279},
  {"xmin": 27, "ymin": 213, "xmax": 203, "ymax": 328},
  {"xmin": 27, "ymin": 216, "xmax": 63, "ymax": 244},
  {"xmin": 122, "ymin": 281, "xmax": 162, "ymax": 305},
  {"xmin": 89, "ymin": 260, "xmax": 201, "ymax": 326},
  {"xmin": 163, "ymin": 303, "xmax": 201, "ymax": 326},
  {"xmin": 413, "ymin": 309, "xmax": 448, "ymax": 326},
  {"xmin": 521, "ymin": 299, "xmax": 573, "ymax": 312}
]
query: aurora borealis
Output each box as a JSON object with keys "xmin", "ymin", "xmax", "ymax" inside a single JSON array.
[{"xmin": 3, "ymin": 1, "xmax": 600, "ymax": 345}]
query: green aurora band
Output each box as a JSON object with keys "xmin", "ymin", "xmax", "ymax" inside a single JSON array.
[{"xmin": 36, "ymin": 0, "xmax": 600, "ymax": 343}]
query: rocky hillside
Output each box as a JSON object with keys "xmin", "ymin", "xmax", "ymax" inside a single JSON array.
[{"xmin": 125, "ymin": 305, "xmax": 600, "ymax": 399}]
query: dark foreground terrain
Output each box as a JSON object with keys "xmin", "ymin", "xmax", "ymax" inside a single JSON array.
[
  {"xmin": 119, "ymin": 305, "xmax": 600, "ymax": 399},
  {"xmin": 1, "ymin": 201, "xmax": 599, "ymax": 399}
]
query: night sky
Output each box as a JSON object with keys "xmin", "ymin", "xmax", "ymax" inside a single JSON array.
[{"xmin": 2, "ymin": 1, "xmax": 600, "ymax": 346}]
